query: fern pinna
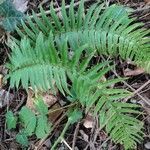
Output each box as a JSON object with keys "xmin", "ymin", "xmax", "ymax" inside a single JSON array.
[{"xmin": 6, "ymin": 0, "xmax": 148, "ymax": 149}]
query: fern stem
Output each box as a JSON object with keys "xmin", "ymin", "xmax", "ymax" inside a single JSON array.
[
  {"xmin": 48, "ymin": 102, "xmax": 78, "ymax": 115},
  {"xmin": 51, "ymin": 119, "xmax": 71, "ymax": 150}
]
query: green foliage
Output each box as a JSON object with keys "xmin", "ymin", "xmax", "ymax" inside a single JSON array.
[
  {"xmin": 6, "ymin": 110, "xmax": 17, "ymax": 129},
  {"xmin": 6, "ymin": 0, "xmax": 148, "ymax": 149},
  {"xmin": 35, "ymin": 115, "xmax": 51, "ymax": 138},
  {"xmin": 6, "ymin": 32, "xmax": 96, "ymax": 93},
  {"xmin": 16, "ymin": 131, "xmax": 29, "ymax": 147},
  {"xmin": 67, "ymin": 109, "xmax": 82, "ymax": 124},
  {"xmin": 15, "ymin": 0, "xmax": 150, "ymax": 72},
  {"xmin": 0, "ymin": 0, "xmax": 24, "ymax": 31},
  {"xmin": 34, "ymin": 97, "xmax": 48, "ymax": 115},
  {"xmin": 6, "ymin": 98, "xmax": 51, "ymax": 146},
  {"xmin": 19, "ymin": 106, "xmax": 36, "ymax": 136}
]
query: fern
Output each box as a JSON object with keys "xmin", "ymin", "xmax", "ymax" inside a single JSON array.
[
  {"xmin": 70, "ymin": 72, "xmax": 143, "ymax": 149},
  {"xmin": 6, "ymin": 0, "xmax": 146, "ymax": 149},
  {"xmin": 15, "ymin": 0, "xmax": 150, "ymax": 72},
  {"xmin": 7, "ymin": 33, "xmax": 144, "ymax": 149}
]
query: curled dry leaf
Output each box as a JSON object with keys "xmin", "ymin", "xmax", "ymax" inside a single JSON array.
[{"xmin": 13, "ymin": 0, "xmax": 28, "ymax": 13}]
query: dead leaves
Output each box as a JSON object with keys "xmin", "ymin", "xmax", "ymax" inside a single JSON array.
[{"xmin": 26, "ymin": 88, "xmax": 63, "ymax": 123}]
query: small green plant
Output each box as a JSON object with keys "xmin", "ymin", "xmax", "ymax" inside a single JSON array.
[
  {"xmin": 6, "ymin": 0, "xmax": 149, "ymax": 149},
  {"xmin": 0, "ymin": 0, "xmax": 25, "ymax": 31},
  {"xmin": 6, "ymin": 97, "xmax": 51, "ymax": 146}
]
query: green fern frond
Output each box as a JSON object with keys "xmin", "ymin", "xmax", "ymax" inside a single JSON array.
[
  {"xmin": 7, "ymin": 32, "xmax": 109, "ymax": 95},
  {"xmin": 16, "ymin": 0, "xmax": 150, "ymax": 72},
  {"xmin": 99, "ymin": 100, "xmax": 143, "ymax": 150},
  {"xmin": 70, "ymin": 73, "xmax": 143, "ymax": 149}
]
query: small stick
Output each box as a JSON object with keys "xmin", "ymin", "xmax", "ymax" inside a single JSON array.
[
  {"xmin": 113, "ymin": 69, "xmax": 150, "ymax": 105},
  {"xmin": 72, "ymin": 122, "xmax": 80, "ymax": 149},
  {"xmin": 30, "ymin": 0, "xmax": 91, "ymax": 18},
  {"xmin": 124, "ymin": 80, "xmax": 150, "ymax": 102},
  {"xmin": 62, "ymin": 138, "xmax": 73, "ymax": 150}
]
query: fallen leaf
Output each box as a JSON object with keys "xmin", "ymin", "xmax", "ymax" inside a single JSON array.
[
  {"xmin": 26, "ymin": 89, "xmax": 58, "ymax": 112},
  {"xmin": 26, "ymin": 88, "xmax": 35, "ymax": 111},
  {"xmin": 124, "ymin": 68, "xmax": 144, "ymax": 76},
  {"xmin": 13, "ymin": 0, "xmax": 28, "ymax": 13},
  {"xmin": 43, "ymin": 93, "xmax": 57, "ymax": 107},
  {"xmin": 83, "ymin": 113, "xmax": 94, "ymax": 129},
  {"xmin": 0, "ymin": 89, "xmax": 14, "ymax": 108},
  {"xmin": 48, "ymin": 103, "xmax": 62, "ymax": 123}
]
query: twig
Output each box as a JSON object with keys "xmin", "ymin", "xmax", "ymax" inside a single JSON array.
[
  {"xmin": 62, "ymin": 138, "xmax": 73, "ymax": 150},
  {"xmin": 124, "ymin": 80, "xmax": 150, "ymax": 101},
  {"xmin": 51, "ymin": 119, "xmax": 71, "ymax": 150},
  {"xmin": 48, "ymin": 102, "xmax": 77, "ymax": 115},
  {"xmin": 30, "ymin": 0, "xmax": 91, "ymax": 18},
  {"xmin": 72, "ymin": 122, "xmax": 80, "ymax": 149},
  {"xmin": 132, "ymin": 6, "xmax": 150, "ymax": 13},
  {"xmin": 98, "ymin": 137, "xmax": 111, "ymax": 149},
  {"xmin": 113, "ymin": 69, "xmax": 150, "ymax": 106}
]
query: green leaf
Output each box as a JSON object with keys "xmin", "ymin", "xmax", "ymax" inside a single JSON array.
[
  {"xmin": 68, "ymin": 109, "xmax": 82, "ymax": 124},
  {"xmin": 34, "ymin": 97, "xmax": 48, "ymax": 115},
  {"xmin": 19, "ymin": 106, "xmax": 36, "ymax": 136},
  {"xmin": 16, "ymin": 131, "xmax": 29, "ymax": 147},
  {"xmin": 0, "ymin": 0, "xmax": 24, "ymax": 31},
  {"xmin": 6, "ymin": 110, "xmax": 17, "ymax": 130},
  {"xmin": 35, "ymin": 115, "xmax": 51, "ymax": 139}
]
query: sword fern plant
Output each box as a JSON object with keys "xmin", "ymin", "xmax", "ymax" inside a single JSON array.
[{"xmin": 6, "ymin": 0, "xmax": 149, "ymax": 149}]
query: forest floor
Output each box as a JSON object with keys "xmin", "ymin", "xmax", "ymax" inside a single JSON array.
[{"xmin": 0, "ymin": 0, "xmax": 150, "ymax": 150}]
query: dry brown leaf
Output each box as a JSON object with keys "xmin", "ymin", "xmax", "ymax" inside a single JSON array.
[
  {"xmin": 43, "ymin": 93, "xmax": 57, "ymax": 107},
  {"xmin": 13, "ymin": 0, "xmax": 28, "ymax": 13},
  {"xmin": 26, "ymin": 88, "xmax": 35, "ymax": 111},
  {"xmin": 48, "ymin": 103, "xmax": 63, "ymax": 123},
  {"xmin": 124, "ymin": 68, "xmax": 144, "ymax": 76},
  {"xmin": 83, "ymin": 113, "xmax": 94, "ymax": 129},
  {"xmin": 26, "ymin": 89, "xmax": 58, "ymax": 112}
]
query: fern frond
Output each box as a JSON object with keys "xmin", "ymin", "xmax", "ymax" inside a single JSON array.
[
  {"xmin": 71, "ymin": 73, "xmax": 143, "ymax": 149},
  {"xmin": 7, "ymin": 32, "xmax": 110, "ymax": 96},
  {"xmin": 16, "ymin": 0, "xmax": 150, "ymax": 72},
  {"xmin": 6, "ymin": 32, "xmax": 90, "ymax": 94},
  {"xmin": 99, "ymin": 100, "xmax": 143, "ymax": 150}
]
